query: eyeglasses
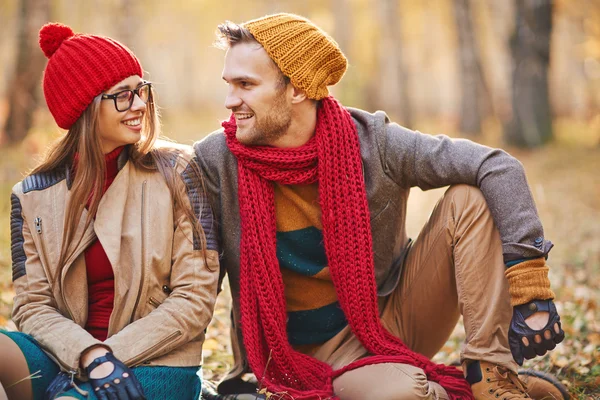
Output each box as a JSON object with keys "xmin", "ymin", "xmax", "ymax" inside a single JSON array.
[{"xmin": 101, "ymin": 82, "xmax": 152, "ymax": 112}]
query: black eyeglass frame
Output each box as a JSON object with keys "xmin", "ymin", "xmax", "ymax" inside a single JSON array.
[{"xmin": 100, "ymin": 81, "xmax": 153, "ymax": 112}]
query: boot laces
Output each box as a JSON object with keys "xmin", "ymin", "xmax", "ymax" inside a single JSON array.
[{"xmin": 486, "ymin": 365, "xmax": 530, "ymax": 400}]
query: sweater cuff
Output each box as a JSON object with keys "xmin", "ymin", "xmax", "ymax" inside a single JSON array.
[{"xmin": 504, "ymin": 257, "xmax": 555, "ymax": 306}]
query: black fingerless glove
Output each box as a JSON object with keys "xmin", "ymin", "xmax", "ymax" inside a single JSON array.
[
  {"xmin": 509, "ymin": 299, "xmax": 565, "ymax": 365},
  {"xmin": 86, "ymin": 352, "xmax": 146, "ymax": 400}
]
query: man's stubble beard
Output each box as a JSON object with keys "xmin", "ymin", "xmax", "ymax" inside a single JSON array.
[{"xmin": 244, "ymin": 88, "xmax": 292, "ymax": 146}]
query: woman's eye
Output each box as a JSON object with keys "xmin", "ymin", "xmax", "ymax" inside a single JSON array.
[{"xmin": 116, "ymin": 91, "xmax": 131, "ymax": 101}]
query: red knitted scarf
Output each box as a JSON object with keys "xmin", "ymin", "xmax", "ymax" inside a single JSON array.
[{"xmin": 224, "ymin": 96, "xmax": 473, "ymax": 400}]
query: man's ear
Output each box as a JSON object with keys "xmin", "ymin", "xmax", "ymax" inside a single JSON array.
[{"xmin": 290, "ymin": 85, "xmax": 308, "ymax": 104}]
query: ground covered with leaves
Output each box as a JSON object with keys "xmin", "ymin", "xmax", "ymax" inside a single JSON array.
[{"xmin": 0, "ymin": 121, "xmax": 598, "ymax": 398}]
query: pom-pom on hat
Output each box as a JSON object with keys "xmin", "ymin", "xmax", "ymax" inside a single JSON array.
[
  {"xmin": 243, "ymin": 13, "xmax": 347, "ymax": 100},
  {"xmin": 39, "ymin": 23, "xmax": 143, "ymax": 129}
]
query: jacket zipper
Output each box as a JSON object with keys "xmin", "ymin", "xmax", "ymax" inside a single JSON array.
[
  {"xmin": 148, "ymin": 296, "xmax": 161, "ymax": 308},
  {"xmin": 34, "ymin": 217, "xmax": 54, "ymax": 285},
  {"xmin": 35, "ymin": 216, "xmax": 91, "ymax": 321},
  {"xmin": 130, "ymin": 181, "xmax": 147, "ymax": 322},
  {"xmin": 43, "ymin": 346, "xmax": 80, "ymax": 377},
  {"xmin": 124, "ymin": 330, "xmax": 182, "ymax": 366}
]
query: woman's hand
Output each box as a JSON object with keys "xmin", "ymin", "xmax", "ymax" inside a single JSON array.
[
  {"xmin": 81, "ymin": 345, "xmax": 111, "ymax": 377},
  {"xmin": 83, "ymin": 350, "xmax": 146, "ymax": 400}
]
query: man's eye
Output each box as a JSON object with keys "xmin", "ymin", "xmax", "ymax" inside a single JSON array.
[{"xmin": 241, "ymin": 81, "xmax": 251, "ymax": 87}]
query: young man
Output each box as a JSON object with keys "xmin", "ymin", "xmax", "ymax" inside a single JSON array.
[{"xmin": 195, "ymin": 13, "xmax": 568, "ymax": 400}]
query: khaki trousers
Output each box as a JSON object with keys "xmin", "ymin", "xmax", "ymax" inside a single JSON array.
[{"xmin": 312, "ymin": 185, "xmax": 518, "ymax": 399}]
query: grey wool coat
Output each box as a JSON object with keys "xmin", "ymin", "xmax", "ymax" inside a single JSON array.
[{"xmin": 193, "ymin": 107, "xmax": 552, "ymax": 383}]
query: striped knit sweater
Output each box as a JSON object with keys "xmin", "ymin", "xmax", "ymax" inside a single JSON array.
[{"xmin": 274, "ymin": 182, "xmax": 347, "ymax": 352}]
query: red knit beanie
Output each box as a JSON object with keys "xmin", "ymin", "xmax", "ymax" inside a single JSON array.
[{"xmin": 39, "ymin": 23, "xmax": 143, "ymax": 129}]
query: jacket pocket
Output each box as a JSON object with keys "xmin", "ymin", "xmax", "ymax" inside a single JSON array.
[
  {"xmin": 148, "ymin": 296, "xmax": 163, "ymax": 309},
  {"xmin": 147, "ymin": 284, "xmax": 171, "ymax": 309},
  {"xmin": 370, "ymin": 200, "xmax": 392, "ymax": 222}
]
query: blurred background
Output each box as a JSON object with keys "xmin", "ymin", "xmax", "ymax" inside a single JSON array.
[{"xmin": 0, "ymin": 0, "xmax": 598, "ymax": 397}]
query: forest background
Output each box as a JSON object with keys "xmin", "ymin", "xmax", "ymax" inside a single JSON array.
[{"xmin": 0, "ymin": 0, "xmax": 598, "ymax": 398}]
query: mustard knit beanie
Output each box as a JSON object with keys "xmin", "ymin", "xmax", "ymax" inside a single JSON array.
[{"xmin": 243, "ymin": 13, "xmax": 347, "ymax": 100}]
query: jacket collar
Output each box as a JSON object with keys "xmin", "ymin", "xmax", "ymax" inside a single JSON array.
[
  {"xmin": 62, "ymin": 150, "xmax": 132, "ymax": 278},
  {"xmin": 93, "ymin": 160, "xmax": 132, "ymax": 273},
  {"xmin": 66, "ymin": 145, "xmax": 131, "ymax": 189}
]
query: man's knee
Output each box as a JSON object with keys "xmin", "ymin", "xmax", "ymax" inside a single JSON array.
[
  {"xmin": 446, "ymin": 184, "xmax": 486, "ymax": 207},
  {"xmin": 444, "ymin": 184, "xmax": 495, "ymax": 225},
  {"xmin": 333, "ymin": 363, "xmax": 443, "ymax": 400}
]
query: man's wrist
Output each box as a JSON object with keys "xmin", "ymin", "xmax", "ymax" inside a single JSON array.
[{"xmin": 505, "ymin": 257, "xmax": 555, "ymax": 306}]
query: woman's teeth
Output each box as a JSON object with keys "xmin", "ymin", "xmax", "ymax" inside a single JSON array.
[{"xmin": 124, "ymin": 118, "xmax": 141, "ymax": 126}]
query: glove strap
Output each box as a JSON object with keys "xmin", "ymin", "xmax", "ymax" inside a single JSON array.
[
  {"xmin": 505, "ymin": 257, "xmax": 555, "ymax": 306},
  {"xmin": 87, "ymin": 352, "xmax": 115, "ymax": 374},
  {"xmin": 514, "ymin": 299, "xmax": 552, "ymax": 320}
]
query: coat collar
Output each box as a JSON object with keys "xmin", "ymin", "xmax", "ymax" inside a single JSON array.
[
  {"xmin": 93, "ymin": 160, "xmax": 131, "ymax": 271},
  {"xmin": 61, "ymin": 151, "xmax": 132, "ymax": 281},
  {"xmin": 66, "ymin": 145, "xmax": 130, "ymax": 189}
]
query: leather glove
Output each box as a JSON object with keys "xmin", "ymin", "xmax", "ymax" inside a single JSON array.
[
  {"xmin": 509, "ymin": 299, "xmax": 565, "ymax": 365},
  {"xmin": 44, "ymin": 371, "xmax": 72, "ymax": 400},
  {"xmin": 86, "ymin": 352, "xmax": 146, "ymax": 400}
]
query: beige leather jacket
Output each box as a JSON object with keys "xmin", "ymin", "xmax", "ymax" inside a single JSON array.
[{"xmin": 10, "ymin": 145, "xmax": 219, "ymax": 377}]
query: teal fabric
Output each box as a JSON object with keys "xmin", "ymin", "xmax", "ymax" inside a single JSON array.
[
  {"xmin": 276, "ymin": 227, "xmax": 348, "ymax": 345},
  {"xmin": 61, "ymin": 366, "xmax": 202, "ymax": 400},
  {"xmin": 1, "ymin": 330, "xmax": 202, "ymax": 400},
  {"xmin": 0, "ymin": 330, "xmax": 60, "ymax": 399},
  {"xmin": 287, "ymin": 302, "xmax": 347, "ymax": 345},
  {"xmin": 276, "ymin": 227, "xmax": 328, "ymax": 276},
  {"xmin": 505, "ymin": 256, "xmax": 540, "ymax": 268}
]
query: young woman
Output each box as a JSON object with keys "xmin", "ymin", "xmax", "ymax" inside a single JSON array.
[{"xmin": 0, "ymin": 23, "xmax": 219, "ymax": 400}]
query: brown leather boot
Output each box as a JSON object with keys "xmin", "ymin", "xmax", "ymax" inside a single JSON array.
[
  {"xmin": 465, "ymin": 361, "xmax": 569, "ymax": 400},
  {"xmin": 518, "ymin": 370, "xmax": 570, "ymax": 400}
]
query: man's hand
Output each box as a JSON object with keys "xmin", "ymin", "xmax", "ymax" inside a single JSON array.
[{"xmin": 509, "ymin": 299, "xmax": 565, "ymax": 365}]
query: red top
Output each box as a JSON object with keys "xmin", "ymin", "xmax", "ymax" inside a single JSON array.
[{"xmin": 83, "ymin": 146, "xmax": 124, "ymax": 341}]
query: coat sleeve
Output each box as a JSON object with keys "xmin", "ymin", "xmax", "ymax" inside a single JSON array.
[
  {"xmin": 103, "ymin": 154, "xmax": 219, "ymax": 365},
  {"xmin": 10, "ymin": 186, "xmax": 104, "ymax": 373},
  {"xmin": 379, "ymin": 116, "xmax": 552, "ymax": 263}
]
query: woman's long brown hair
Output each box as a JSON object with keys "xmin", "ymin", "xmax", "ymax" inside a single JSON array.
[{"xmin": 30, "ymin": 86, "xmax": 208, "ymax": 283}]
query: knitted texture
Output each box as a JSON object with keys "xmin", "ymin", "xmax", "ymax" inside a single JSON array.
[
  {"xmin": 2, "ymin": 330, "xmax": 202, "ymax": 400},
  {"xmin": 224, "ymin": 96, "xmax": 474, "ymax": 400},
  {"xmin": 244, "ymin": 13, "xmax": 347, "ymax": 100},
  {"xmin": 56, "ymin": 366, "xmax": 201, "ymax": 399},
  {"xmin": 39, "ymin": 23, "xmax": 143, "ymax": 130},
  {"xmin": 505, "ymin": 258, "xmax": 555, "ymax": 306}
]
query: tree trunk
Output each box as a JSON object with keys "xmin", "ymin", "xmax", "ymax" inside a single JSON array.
[
  {"xmin": 453, "ymin": 0, "xmax": 491, "ymax": 136},
  {"xmin": 376, "ymin": 0, "xmax": 413, "ymax": 128},
  {"xmin": 504, "ymin": 0, "xmax": 553, "ymax": 148},
  {"xmin": 4, "ymin": 0, "xmax": 51, "ymax": 143}
]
